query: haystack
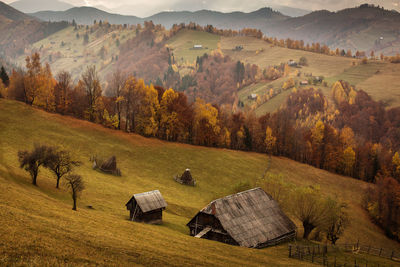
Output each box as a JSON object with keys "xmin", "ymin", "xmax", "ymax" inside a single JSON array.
[
  {"xmin": 94, "ymin": 155, "xmax": 121, "ymax": 176},
  {"xmin": 174, "ymin": 168, "xmax": 196, "ymax": 186}
]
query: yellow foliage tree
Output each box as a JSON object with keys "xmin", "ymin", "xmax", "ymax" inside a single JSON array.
[
  {"xmin": 331, "ymin": 81, "xmax": 346, "ymax": 104},
  {"xmin": 159, "ymin": 88, "xmax": 180, "ymax": 140},
  {"xmin": 311, "ymin": 120, "xmax": 325, "ymax": 147},
  {"xmin": 340, "ymin": 126, "xmax": 355, "ymax": 149},
  {"xmin": 342, "ymin": 147, "xmax": 356, "ymax": 176},
  {"xmin": 282, "ymin": 78, "xmax": 295, "ymax": 91},
  {"xmin": 135, "ymin": 81, "xmax": 159, "ymax": 136},
  {"xmin": 193, "ymin": 98, "xmax": 221, "ymax": 145},
  {"xmin": 264, "ymin": 126, "xmax": 276, "ymax": 155},
  {"xmin": 220, "ymin": 127, "xmax": 231, "ymax": 148},
  {"xmin": 102, "ymin": 109, "xmax": 119, "ymax": 129}
]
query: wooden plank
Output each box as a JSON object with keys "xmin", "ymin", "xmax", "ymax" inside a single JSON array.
[{"xmin": 195, "ymin": 227, "xmax": 211, "ymax": 238}]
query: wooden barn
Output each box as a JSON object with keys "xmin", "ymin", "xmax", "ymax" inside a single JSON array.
[
  {"xmin": 125, "ymin": 190, "xmax": 167, "ymax": 224},
  {"xmin": 187, "ymin": 188, "xmax": 296, "ymax": 248}
]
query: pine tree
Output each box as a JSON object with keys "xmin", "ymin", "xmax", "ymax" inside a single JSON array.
[{"xmin": 0, "ymin": 66, "xmax": 9, "ymax": 87}]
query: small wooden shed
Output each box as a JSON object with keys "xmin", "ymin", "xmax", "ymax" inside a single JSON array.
[
  {"xmin": 125, "ymin": 190, "xmax": 167, "ymax": 224},
  {"xmin": 187, "ymin": 188, "xmax": 296, "ymax": 248}
]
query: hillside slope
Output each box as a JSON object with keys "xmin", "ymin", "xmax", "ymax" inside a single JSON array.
[
  {"xmin": 30, "ymin": 6, "xmax": 287, "ymax": 28},
  {"xmin": 0, "ymin": 99, "xmax": 399, "ymax": 265},
  {"xmin": 29, "ymin": 5, "xmax": 400, "ymax": 55},
  {"xmin": 0, "ymin": 1, "xmax": 68, "ymax": 58},
  {"xmin": 266, "ymin": 5, "xmax": 400, "ymax": 54}
]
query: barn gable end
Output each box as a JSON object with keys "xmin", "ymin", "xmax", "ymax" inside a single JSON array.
[{"xmin": 126, "ymin": 190, "xmax": 167, "ymax": 224}]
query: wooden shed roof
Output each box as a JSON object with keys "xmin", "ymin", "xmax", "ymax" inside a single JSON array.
[
  {"xmin": 126, "ymin": 190, "xmax": 167, "ymax": 213},
  {"xmin": 199, "ymin": 187, "xmax": 296, "ymax": 248}
]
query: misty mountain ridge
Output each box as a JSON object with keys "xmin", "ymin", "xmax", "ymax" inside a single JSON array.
[
  {"xmin": 10, "ymin": 0, "xmax": 73, "ymax": 13},
  {"xmin": 30, "ymin": 6, "xmax": 287, "ymax": 28},
  {"xmin": 0, "ymin": 0, "xmax": 31, "ymax": 21}
]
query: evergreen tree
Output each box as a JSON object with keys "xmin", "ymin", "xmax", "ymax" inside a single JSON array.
[{"xmin": 0, "ymin": 66, "xmax": 9, "ymax": 87}]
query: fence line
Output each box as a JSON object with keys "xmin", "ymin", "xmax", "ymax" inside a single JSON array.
[{"xmin": 288, "ymin": 243, "xmax": 399, "ymax": 267}]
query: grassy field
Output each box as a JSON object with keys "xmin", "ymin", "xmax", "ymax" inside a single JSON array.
[
  {"xmin": 220, "ymin": 35, "xmax": 400, "ymax": 111},
  {"xmin": 325, "ymin": 61, "xmax": 400, "ymax": 107},
  {"xmin": 166, "ymin": 29, "xmax": 220, "ymax": 65},
  {"xmin": 220, "ymin": 36, "xmax": 356, "ymax": 77},
  {"xmin": 16, "ymin": 26, "xmax": 136, "ymax": 81},
  {"xmin": 0, "ymin": 99, "xmax": 399, "ymax": 266}
]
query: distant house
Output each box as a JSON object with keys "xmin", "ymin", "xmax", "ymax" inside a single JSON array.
[
  {"xmin": 288, "ymin": 60, "xmax": 297, "ymax": 67},
  {"xmin": 125, "ymin": 190, "xmax": 167, "ymax": 224},
  {"xmin": 187, "ymin": 188, "xmax": 297, "ymax": 248},
  {"xmin": 193, "ymin": 44, "xmax": 203, "ymax": 49},
  {"xmin": 300, "ymin": 80, "xmax": 309, "ymax": 86},
  {"xmin": 248, "ymin": 93, "xmax": 258, "ymax": 100}
]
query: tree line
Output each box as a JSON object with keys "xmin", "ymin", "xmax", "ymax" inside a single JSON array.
[
  {"xmin": 2, "ymin": 53, "xmax": 400, "ymax": 240},
  {"xmin": 18, "ymin": 144, "xmax": 84, "ymax": 210}
]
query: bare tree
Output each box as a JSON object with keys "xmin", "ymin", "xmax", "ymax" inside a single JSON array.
[
  {"xmin": 81, "ymin": 66, "xmax": 102, "ymax": 122},
  {"xmin": 324, "ymin": 201, "xmax": 349, "ymax": 245},
  {"xmin": 64, "ymin": 174, "xmax": 85, "ymax": 211},
  {"xmin": 18, "ymin": 144, "xmax": 51, "ymax": 186},
  {"xmin": 44, "ymin": 148, "xmax": 81, "ymax": 188},
  {"xmin": 55, "ymin": 71, "xmax": 73, "ymax": 114}
]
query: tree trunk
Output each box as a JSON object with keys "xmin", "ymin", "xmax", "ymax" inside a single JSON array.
[
  {"xmin": 72, "ymin": 196, "xmax": 77, "ymax": 211},
  {"xmin": 303, "ymin": 221, "xmax": 315, "ymax": 239},
  {"xmin": 32, "ymin": 172, "xmax": 38, "ymax": 186},
  {"xmin": 56, "ymin": 175, "xmax": 61, "ymax": 189}
]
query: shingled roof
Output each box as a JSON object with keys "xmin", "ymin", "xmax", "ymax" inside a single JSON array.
[
  {"xmin": 126, "ymin": 190, "xmax": 167, "ymax": 213},
  {"xmin": 199, "ymin": 187, "xmax": 296, "ymax": 248}
]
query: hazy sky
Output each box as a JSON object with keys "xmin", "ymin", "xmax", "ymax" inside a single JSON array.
[{"xmin": 6, "ymin": 0, "xmax": 400, "ymax": 16}]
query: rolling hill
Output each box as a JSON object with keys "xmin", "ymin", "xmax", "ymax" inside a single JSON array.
[
  {"xmin": 0, "ymin": 1, "xmax": 68, "ymax": 58},
  {"xmin": 30, "ymin": 6, "xmax": 287, "ymax": 29},
  {"xmin": 0, "ymin": 0, "xmax": 30, "ymax": 21},
  {"xmin": 265, "ymin": 5, "xmax": 400, "ymax": 55},
  {"xmin": 0, "ymin": 98, "xmax": 399, "ymax": 266},
  {"xmin": 28, "ymin": 4, "xmax": 400, "ymax": 55},
  {"xmin": 31, "ymin": 6, "xmax": 142, "ymax": 25}
]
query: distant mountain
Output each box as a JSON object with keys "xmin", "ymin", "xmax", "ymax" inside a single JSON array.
[
  {"xmin": 265, "ymin": 5, "xmax": 400, "ymax": 52},
  {"xmin": 0, "ymin": 1, "xmax": 68, "ymax": 58},
  {"xmin": 31, "ymin": 6, "xmax": 142, "ymax": 25},
  {"xmin": 269, "ymin": 4, "xmax": 311, "ymax": 17},
  {"xmin": 23, "ymin": 4, "xmax": 400, "ymax": 54},
  {"xmin": 0, "ymin": 0, "xmax": 30, "ymax": 21},
  {"xmin": 31, "ymin": 6, "xmax": 287, "ymax": 29},
  {"xmin": 147, "ymin": 8, "xmax": 287, "ymax": 29},
  {"xmin": 10, "ymin": 0, "xmax": 73, "ymax": 13}
]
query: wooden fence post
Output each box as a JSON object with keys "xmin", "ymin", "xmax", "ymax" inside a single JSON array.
[{"xmin": 289, "ymin": 245, "xmax": 292, "ymax": 258}]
